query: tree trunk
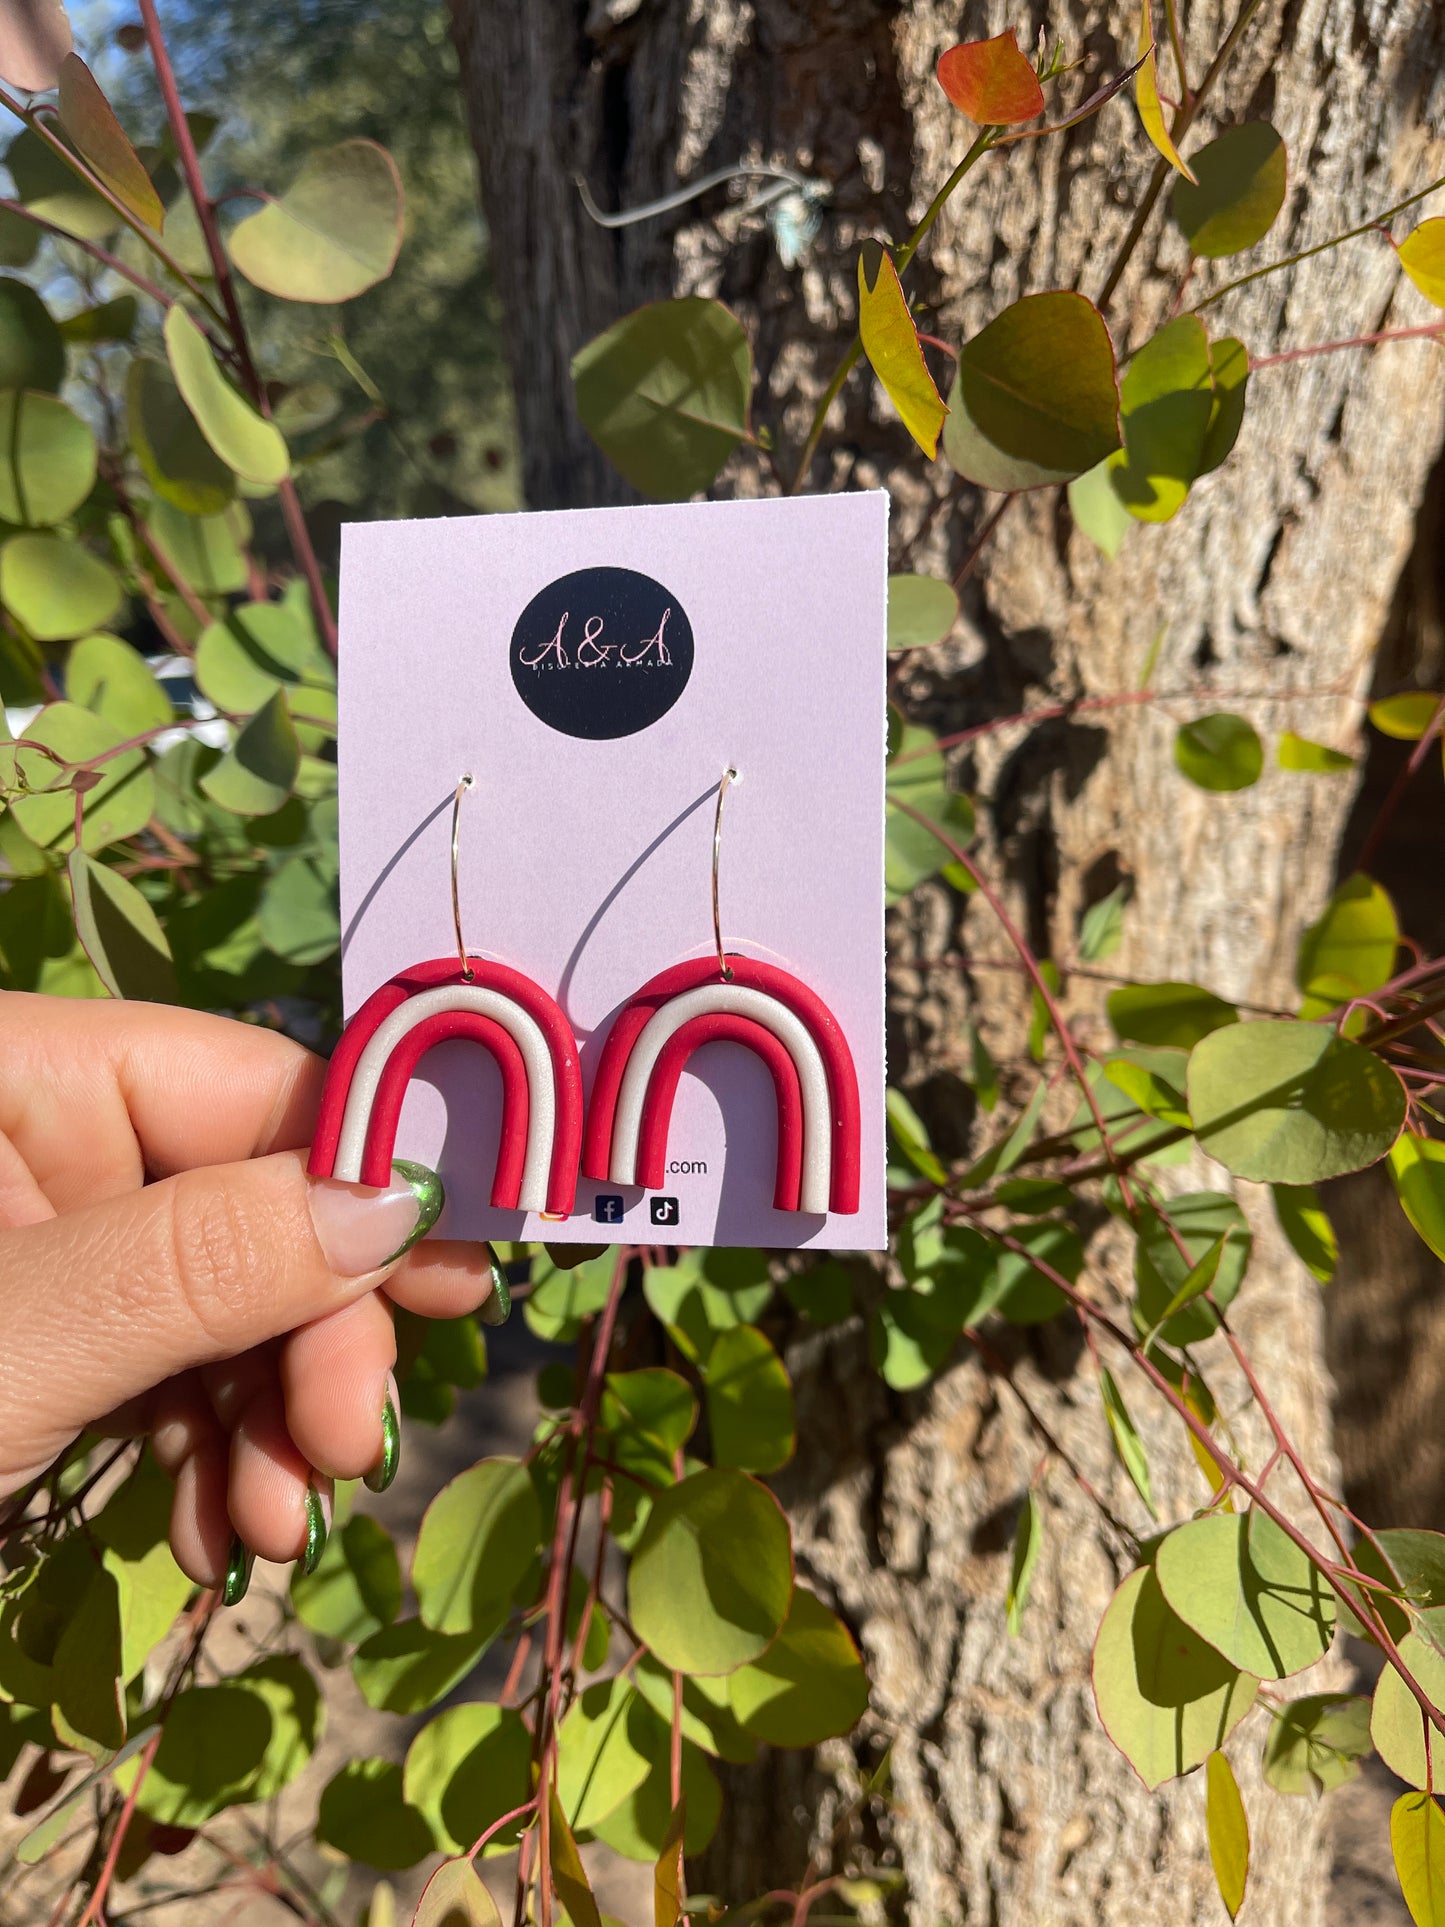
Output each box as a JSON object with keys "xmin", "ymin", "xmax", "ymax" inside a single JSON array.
[{"xmin": 448, "ymin": 2, "xmax": 1445, "ymax": 1921}]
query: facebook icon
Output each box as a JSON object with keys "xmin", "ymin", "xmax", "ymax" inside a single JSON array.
[{"xmin": 593, "ymin": 1194, "xmax": 625, "ymax": 1225}]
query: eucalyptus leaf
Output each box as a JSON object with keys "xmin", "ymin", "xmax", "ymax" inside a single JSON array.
[
  {"xmin": 67, "ymin": 850, "xmax": 177, "ymax": 1002},
  {"xmin": 0, "ymin": 389, "xmax": 96, "ymax": 526},
  {"xmin": 628, "ymin": 1468, "xmax": 792, "ymax": 1676},
  {"xmin": 1155, "ymin": 1508, "xmax": 1336, "ymax": 1680},
  {"xmin": 227, "ymin": 140, "xmax": 404, "ymax": 303},
  {"xmin": 164, "ymin": 305, "xmax": 289, "ymax": 486}
]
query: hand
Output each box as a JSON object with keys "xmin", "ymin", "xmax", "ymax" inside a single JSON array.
[{"xmin": 0, "ymin": 992, "xmax": 507, "ymax": 1603}]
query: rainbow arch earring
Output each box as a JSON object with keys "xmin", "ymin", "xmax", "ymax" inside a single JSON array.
[
  {"xmin": 309, "ymin": 774, "xmax": 583, "ymax": 1217},
  {"xmin": 581, "ymin": 766, "xmax": 861, "ymax": 1216}
]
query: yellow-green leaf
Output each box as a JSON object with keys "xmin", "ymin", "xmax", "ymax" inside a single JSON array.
[
  {"xmin": 1206, "ymin": 1751, "xmax": 1250, "ymax": 1920},
  {"xmin": 655, "ymin": 1796, "xmax": 686, "ymax": 1927},
  {"xmin": 163, "ymin": 305, "xmax": 289, "ymax": 486},
  {"xmin": 1370, "ymin": 692, "xmax": 1442, "ymax": 741},
  {"xmin": 1135, "ymin": 1, "xmax": 1196, "ymax": 183},
  {"xmin": 548, "ymin": 1789, "xmax": 602, "ymax": 1927},
  {"xmin": 68, "ymin": 849, "xmax": 176, "ymax": 1002},
  {"xmin": 0, "ymin": 389, "xmax": 96, "ymax": 526},
  {"xmin": 1398, "ymin": 220, "xmax": 1445, "ymax": 309},
  {"xmin": 1279, "ymin": 732, "xmax": 1354, "ymax": 773},
  {"xmin": 1394, "ymin": 1792, "xmax": 1445, "ymax": 1926},
  {"xmin": 412, "ymin": 1858, "xmax": 502, "ymax": 1927},
  {"xmin": 57, "ymin": 53, "xmax": 163, "ymax": 232},
  {"xmin": 857, "ymin": 242, "xmax": 947, "ymax": 459},
  {"xmin": 1389, "ymin": 1134, "xmax": 1445, "ymax": 1264},
  {"xmin": 227, "ymin": 140, "xmax": 404, "ymax": 304}
]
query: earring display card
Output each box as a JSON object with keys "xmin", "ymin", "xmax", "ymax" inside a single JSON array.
[{"xmin": 337, "ymin": 492, "xmax": 888, "ymax": 1252}]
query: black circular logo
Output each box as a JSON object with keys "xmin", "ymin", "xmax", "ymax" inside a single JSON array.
[{"xmin": 509, "ymin": 566, "xmax": 694, "ymax": 741}]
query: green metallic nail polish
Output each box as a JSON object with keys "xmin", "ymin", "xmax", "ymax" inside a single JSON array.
[
  {"xmin": 301, "ymin": 1485, "xmax": 328, "ymax": 1576},
  {"xmin": 479, "ymin": 1243, "xmax": 512, "ymax": 1327},
  {"xmin": 364, "ymin": 1390, "xmax": 401, "ymax": 1493},
  {"xmin": 384, "ymin": 1159, "xmax": 445, "ymax": 1264},
  {"xmin": 222, "ymin": 1536, "xmax": 253, "ymax": 1608}
]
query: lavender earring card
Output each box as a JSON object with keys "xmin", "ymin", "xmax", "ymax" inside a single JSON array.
[{"xmin": 335, "ymin": 491, "xmax": 888, "ymax": 1252}]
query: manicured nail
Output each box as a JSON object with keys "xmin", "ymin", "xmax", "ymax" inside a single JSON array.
[
  {"xmin": 301, "ymin": 1484, "xmax": 329, "ymax": 1575},
  {"xmin": 479, "ymin": 1244, "xmax": 512, "ymax": 1327},
  {"xmin": 222, "ymin": 1535, "xmax": 253, "ymax": 1608},
  {"xmin": 364, "ymin": 1381, "xmax": 401, "ymax": 1494},
  {"xmin": 308, "ymin": 1161, "xmax": 444, "ymax": 1276}
]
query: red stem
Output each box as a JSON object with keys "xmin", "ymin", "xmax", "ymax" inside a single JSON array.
[
  {"xmin": 75, "ymin": 1727, "xmax": 162, "ymax": 1927},
  {"xmin": 1250, "ymin": 320, "xmax": 1445, "ymax": 369}
]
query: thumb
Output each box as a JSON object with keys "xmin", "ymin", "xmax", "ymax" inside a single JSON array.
[{"xmin": 0, "ymin": 1152, "xmax": 442, "ymax": 1491}]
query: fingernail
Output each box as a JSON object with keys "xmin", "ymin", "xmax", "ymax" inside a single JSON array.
[
  {"xmin": 479, "ymin": 1244, "xmax": 512, "ymax": 1327},
  {"xmin": 301, "ymin": 1483, "xmax": 329, "ymax": 1575},
  {"xmin": 364, "ymin": 1379, "xmax": 401, "ymax": 1494},
  {"xmin": 222, "ymin": 1535, "xmax": 253, "ymax": 1608},
  {"xmin": 308, "ymin": 1161, "xmax": 444, "ymax": 1276}
]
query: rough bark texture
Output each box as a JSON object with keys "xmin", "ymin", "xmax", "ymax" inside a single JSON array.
[{"xmin": 448, "ymin": 3, "xmax": 1445, "ymax": 1921}]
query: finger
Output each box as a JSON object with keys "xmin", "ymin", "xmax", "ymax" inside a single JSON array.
[
  {"xmin": 0, "ymin": 1124, "xmax": 54, "ymax": 1229},
  {"xmin": 280, "ymin": 1293, "xmax": 397, "ymax": 1484},
  {"xmin": 386, "ymin": 1239, "xmax": 512, "ymax": 1325},
  {"xmin": 151, "ymin": 1376, "xmax": 217, "ymax": 1477},
  {"xmin": 228, "ymin": 1382, "xmax": 332, "ymax": 1568},
  {"xmin": 0, "ymin": 1155, "xmax": 442, "ymax": 1497},
  {"xmin": 169, "ymin": 1429, "xmax": 232, "ymax": 1588},
  {"xmin": 0, "ymin": 993, "xmax": 324, "ymax": 1212},
  {"xmin": 201, "ymin": 1345, "xmax": 277, "ymax": 1432}
]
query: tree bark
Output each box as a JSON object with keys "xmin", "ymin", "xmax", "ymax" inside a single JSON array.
[{"xmin": 448, "ymin": 2, "xmax": 1445, "ymax": 1921}]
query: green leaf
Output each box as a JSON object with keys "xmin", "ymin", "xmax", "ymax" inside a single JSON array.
[
  {"xmin": 128, "ymin": 355, "xmax": 235, "ymax": 516},
  {"xmin": 1108, "ymin": 980, "xmax": 1238, "ymax": 1049},
  {"xmin": 1278, "ymin": 731, "xmax": 1355, "ymax": 773},
  {"xmin": 1199, "ymin": 334, "xmax": 1250, "ymax": 474},
  {"xmin": 1390, "ymin": 1134, "xmax": 1445, "ymax": 1262},
  {"xmin": 556, "ymin": 1677, "xmax": 650, "ymax": 1831},
  {"xmin": 164, "ymin": 305, "xmax": 289, "ymax": 486},
  {"xmin": 549, "ymin": 1789, "xmax": 602, "ymax": 1927},
  {"xmin": 292, "ymin": 1514, "xmax": 401, "ymax": 1645},
  {"xmin": 227, "ymin": 140, "xmax": 404, "ymax": 303},
  {"xmin": 1188, "ymin": 1018, "xmax": 1406, "ymax": 1183},
  {"xmin": 1297, "ymin": 873, "xmax": 1399, "ymax": 1014},
  {"xmin": 886, "ymin": 716, "xmax": 975, "ymax": 897},
  {"xmin": 52, "ymin": 1565, "xmax": 124, "ymax": 1753},
  {"xmin": 1134, "ymin": 1191, "xmax": 1249, "ymax": 1344},
  {"xmin": 317, "ymin": 1759, "xmax": 434, "ymax": 1872},
  {"xmin": 1143, "ymin": 1232, "xmax": 1230, "ymax": 1348},
  {"xmin": 641, "ymin": 1251, "xmax": 772, "ymax": 1366},
  {"xmin": 572, "ymin": 296, "xmax": 753, "ymax": 500},
  {"xmin": 92, "ymin": 1457, "xmax": 192, "ymax": 1683},
  {"xmin": 1174, "ymin": 712, "xmax": 1263, "ymax": 790},
  {"xmin": 9, "ymin": 700, "xmax": 151, "ymax": 854},
  {"xmin": 200, "ymin": 688, "xmax": 301, "ymax": 817},
  {"xmin": 0, "ymin": 390, "xmax": 95, "ymax": 526},
  {"xmin": 14, "ymin": 1723, "xmax": 158, "ymax": 1866},
  {"xmin": 1373, "ymin": 1632, "xmax": 1445, "ymax": 1791},
  {"xmin": 258, "ymin": 853, "xmax": 339, "ymax": 964},
  {"xmin": 1068, "ymin": 457, "xmax": 1133, "ymax": 559},
  {"xmin": 57, "ymin": 54, "xmax": 163, "ymax": 232},
  {"xmin": 602, "ymin": 1368, "xmax": 698, "ymax": 1468},
  {"xmin": 656, "ymin": 1794, "xmax": 686, "ymax": 1927},
  {"xmin": 1091, "ymin": 1565, "xmax": 1257, "ymax": 1791},
  {"xmin": 1103, "ymin": 1057, "xmax": 1190, "ymax": 1127},
  {"xmin": 1398, "ymin": 219, "xmax": 1445, "ymax": 308},
  {"xmin": 6, "ymin": 127, "xmax": 114, "ymax": 242},
  {"xmin": 412, "ymin": 1456, "xmax": 539, "ymax": 1639},
  {"xmin": 1027, "ymin": 958, "xmax": 1060, "ymax": 1063},
  {"xmin": 114, "ymin": 1682, "xmax": 269, "ymax": 1825},
  {"xmin": 0, "ymin": 275, "xmax": 64, "ymax": 389},
  {"xmin": 632, "ymin": 1654, "xmax": 755, "ymax": 1766},
  {"xmin": 2, "ymin": 532, "xmax": 121, "ymax": 639},
  {"xmin": 703, "ymin": 1324, "xmax": 794, "ymax": 1474},
  {"xmin": 1173, "ymin": 122, "xmax": 1287, "ymax": 258},
  {"xmin": 781, "ymin": 1259, "xmax": 852, "ymax": 1325},
  {"xmin": 413, "ymin": 1859, "xmax": 503, "ymax": 1927},
  {"xmin": 67, "ymin": 632, "xmax": 171, "ymax": 734},
  {"xmin": 1154, "ymin": 1507, "xmax": 1336, "ymax": 1679},
  {"xmin": 943, "ymin": 291, "xmax": 1120, "ymax": 492},
  {"xmin": 1079, "ymin": 884, "xmax": 1128, "ymax": 962},
  {"xmin": 1108, "ymin": 317, "xmax": 1214, "ymax": 523},
  {"xmin": 195, "ymin": 600, "xmax": 326, "ymax": 715},
  {"xmin": 1370, "ymin": 692, "xmax": 1442, "ymax": 741},
  {"xmin": 146, "ymin": 498, "xmax": 248, "ymax": 596},
  {"xmin": 67, "ymin": 851, "xmax": 176, "ymax": 1002},
  {"xmin": 886, "ymin": 1086, "xmax": 948, "ymax": 1186},
  {"xmin": 857, "ymin": 242, "xmax": 947, "ymax": 459},
  {"xmin": 1262, "ymin": 1693, "xmax": 1372, "ymax": 1796},
  {"xmin": 403, "ymin": 1702, "xmax": 531, "ymax": 1856},
  {"xmin": 886, "ymin": 572, "xmax": 957, "ymax": 651},
  {"xmin": 935, "ymin": 31, "xmax": 1045, "ymax": 122},
  {"xmin": 1006, "ymin": 1490, "xmax": 1041, "ymax": 1636},
  {"xmin": 1205, "ymin": 1750, "xmax": 1250, "ymax": 1920},
  {"xmin": 591, "ymin": 1731, "xmax": 720, "ymax": 1863},
  {"xmin": 58, "ymin": 293, "xmax": 137, "ymax": 345},
  {"xmin": 990, "ymin": 1218, "xmax": 1082, "ymax": 1325},
  {"xmin": 1273, "ymin": 1182, "xmax": 1338, "ymax": 1283},
  {"xmin": 727, "ymin": 1584, "xmax": 867, "ymax": 1746},
  {"xmin": 628, "ymin": 1468, "xmax": 792, "ymax": 1676},
  {"xmin": 352, "ymin": 1618, "xmax": 492, "ymax": 1715},
  {"xmin": 1393, "ymin": 1793, "xmax": 1445, "ymax": 1926},
  {"xmin": 1098, "ymin": 1366, "xmax": 1156, "ymax": 1518}
]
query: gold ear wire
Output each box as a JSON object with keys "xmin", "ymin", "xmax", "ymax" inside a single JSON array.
[
  {"xmin": 451, "ymin": 772, "xmax": 475, "ymax": 980},
  {"xmin": 712, "ymin": 764, "xmax": 741, "ymax": 982}
]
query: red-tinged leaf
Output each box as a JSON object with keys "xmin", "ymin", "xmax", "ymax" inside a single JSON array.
[
  {"xmin": 57, "ymin": 53, "xmax": 163, "ymax": 232},
  {"xmin": 1135, "ymin": 1, "xmax": 1196, "ymax": 183},
  {"xmin": 936, "ymin": 32, "xmax": 1044, "ymax": 126},
  {"xmin": 654, "ymin": 1795, "xmax": 686, "ymax": 1927},
  {"xmin": 548, "ymin": 1790, "xmax": 601, "ymax": 1927},
  {"xmin": 857, "ymin": 241, "xmax": 948, "ymax": 460},
  {"xmin": 1397, "ymin": 219, "xmax": 1445, "ymax": 309},
  {"xmin": 0, "ymin": 0, "xmax": 71, "ymax": 92},
  {"xmin": 411, "ymin": 1858, "xmax": 501, "ymax": 1927}
]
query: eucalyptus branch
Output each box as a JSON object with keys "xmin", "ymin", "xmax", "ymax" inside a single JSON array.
[{"xmin": 1250, "ymin": 319, "xmax": 1445, "ymax": 368}]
